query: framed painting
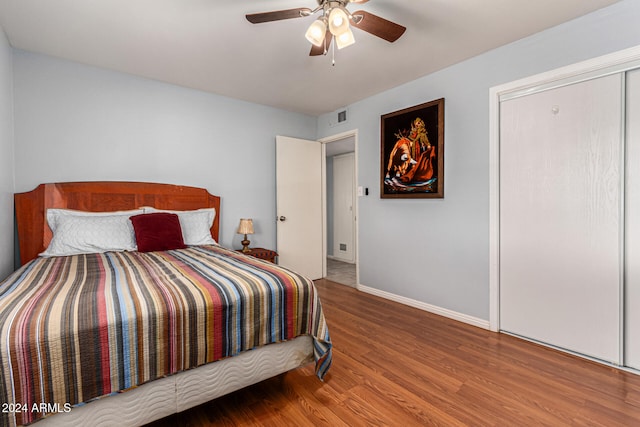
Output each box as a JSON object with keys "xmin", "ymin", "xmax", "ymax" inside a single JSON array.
[{"xmin": 380, "ymin": 98, "xmax": 444, "ymax": 198}]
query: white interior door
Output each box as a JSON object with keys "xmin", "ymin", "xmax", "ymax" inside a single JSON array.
[
  {"xmin": 332, "ymin": 153, "xmax": 355, "ymax": 263},
  {"xmin": 276, "ymin": 136, "xmax": 323, "ymax": 280},
  {"xmin": 499, "ymin": 74, "xmax": 623, "ymax": 363},
  {"xmin": 626, "ymin": 68, "xmax": 640, "ymax": 370}
]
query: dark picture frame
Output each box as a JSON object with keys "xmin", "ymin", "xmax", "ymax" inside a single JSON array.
[{"xmin": 380, "ymin": 98, "xmax": 444, "ymax": 198}]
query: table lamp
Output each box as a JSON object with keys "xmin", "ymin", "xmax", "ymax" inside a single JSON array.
[{"xmin": 237, "ymin": 218, "xmax": 254, "ymax": 253}]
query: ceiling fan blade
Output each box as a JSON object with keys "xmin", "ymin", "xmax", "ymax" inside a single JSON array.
[
  {"xmin": 351, "ymin": 10, "xmax": 406, "ymax": 43},
  {"xmin": 246, "ymin": 8, "xmax": 312, "ymax": 24},
  {"xmin": 310, "ymin": 33, "xmax": 333, "ymax": 56}
]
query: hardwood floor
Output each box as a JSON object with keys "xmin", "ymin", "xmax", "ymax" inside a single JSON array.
[{"xmin": 147, "ymin": 279, "xmax": 640, "ymax": 426}]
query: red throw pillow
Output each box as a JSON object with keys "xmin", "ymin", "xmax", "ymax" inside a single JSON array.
[{"xmin": 130, "ymin": 213, "xmax": 186, "ymax": 252}]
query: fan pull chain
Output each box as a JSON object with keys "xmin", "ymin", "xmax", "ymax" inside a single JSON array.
[{"xmin": 332, "ymin": 37, "xmax": 336, "ymax": 66}]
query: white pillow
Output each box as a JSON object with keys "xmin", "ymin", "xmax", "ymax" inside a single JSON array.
[
  {"xmin": 47, "ymin": 208, "xmax": 143, "ymax": 234},
  {"xmin": 143, "ymin": 207, "xmax": 217, "ymax": 246},
  {"xmin": 41, "ymin": 214, "xmax": 138, "ymax": 257}
]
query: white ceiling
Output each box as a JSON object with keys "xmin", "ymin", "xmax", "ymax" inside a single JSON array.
[
  {"xmin": 0, "ymin": 0, "xmax": 620, "ymax": 115},
  {"xmin": 326, "ymin": 135, "xmax": 355, "ymax": 157}
]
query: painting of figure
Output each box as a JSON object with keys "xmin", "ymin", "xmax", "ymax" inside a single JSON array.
[{"xmin": 380, "ymin": 98, "xmax": 444, "ymax": 198}]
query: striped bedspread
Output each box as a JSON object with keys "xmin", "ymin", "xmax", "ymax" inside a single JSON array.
[{"xmin": 0, "ymin": 245, "xmax": 332, "ymax": 426}]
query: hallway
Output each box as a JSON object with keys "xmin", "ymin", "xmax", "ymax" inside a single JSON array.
[{"xmin": 325, "ymin": 258, "xmax": 356, "ymax": 287}]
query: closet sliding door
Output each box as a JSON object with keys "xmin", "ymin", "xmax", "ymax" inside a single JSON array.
[
  {"xmin": 626, "ymin": 68, "xmax": 640, "ymax": 370},
  {"xmin": 500, "ymin": 74, "xmax": 623, "ymax": 363}
]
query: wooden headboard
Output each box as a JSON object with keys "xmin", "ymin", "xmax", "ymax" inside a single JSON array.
[{"xmin": 15, "ymin": 182, "xmax": 221, "ymax": 265}]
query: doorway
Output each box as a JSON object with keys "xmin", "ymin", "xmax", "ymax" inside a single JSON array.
[{"xmin": 322, "ymin": 131, "xmax": 358, "ymax": 287}]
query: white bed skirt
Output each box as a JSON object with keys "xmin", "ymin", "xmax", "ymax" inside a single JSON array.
[{"xmin": 32, "ymin": 336, "xmax": 314, "ymax": 427}]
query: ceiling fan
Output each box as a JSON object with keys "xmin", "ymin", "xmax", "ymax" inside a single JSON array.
[{"xmin": 246, "ymin": 0, "xmax": 406, "ymax": 56}]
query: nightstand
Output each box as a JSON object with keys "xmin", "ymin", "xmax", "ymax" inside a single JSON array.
[{"xmin": 237, "ymin": 247, "xmax": 278, "ymax": 263}]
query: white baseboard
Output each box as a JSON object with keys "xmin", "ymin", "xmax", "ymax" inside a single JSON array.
[
  {"xmin": 356, "ymin": 284, "xmax": 490, "ymax": 330},
  {"xmin": 327, "ymin": 254, "xmax": 356, "ymax": 264}
]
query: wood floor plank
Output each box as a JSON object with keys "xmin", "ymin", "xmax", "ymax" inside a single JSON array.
[{"xmin": 146, "ymin": 279, "xmax": 640, "ymax": 426}]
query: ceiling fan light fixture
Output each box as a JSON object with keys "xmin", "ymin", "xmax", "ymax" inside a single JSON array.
[
  {"xmin": 335, "ymin": 27, "xmax": 355, "ymax": 49},
  {"xmin": 328, "ymin": 7, "xmax": 350, "ymax": 36},
  {"xmin": 305, "ymin": 19, "xmax": 327, "ymax": 46},
  {"xmin": 246, "ymin": 2, "xmax": 407, "ymax": 58}
]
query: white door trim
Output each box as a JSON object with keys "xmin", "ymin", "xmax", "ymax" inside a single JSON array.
[
  {"xmin": 489, "ymin": 43, "xmax": 640, "ymax": 332},
  {"xmin": 320, "ymin": 129, "xmax": 359, "ymax": 285}
]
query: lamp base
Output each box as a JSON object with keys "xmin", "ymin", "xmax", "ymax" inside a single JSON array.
[{"xmin": 241, "ymin": 235, "xmax": 252, "ymax": 253}]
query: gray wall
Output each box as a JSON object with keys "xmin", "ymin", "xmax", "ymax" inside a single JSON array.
[
  {"xmin": 12, "ymin": 51, "xmax": 317, "ymax": 251},
  {"xmin": 0, "ymin": 24, "xmax": 14, "ymax": 279},
  {"xmin": 317, "ymin": 0, "xmax": 640, "ymax": 321}
]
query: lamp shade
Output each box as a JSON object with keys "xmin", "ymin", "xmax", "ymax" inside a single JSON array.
[
  {"xmin": 305, "ymin": 19, "xmax": 327, "ymax": 47},
  {"xmin": 328, "ymin": 7, "xmax": 350, "ymax": 36},
  {"xmin": 237, "ymin": 218, "xmax": 254, "ymax": 235},
  {"xmin": 335, "ymin": 27, "xmax": 355, "ymax": 49}
]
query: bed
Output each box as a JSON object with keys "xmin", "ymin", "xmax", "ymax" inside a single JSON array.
[{"xmin": 1, "ymin": 182, "xmax": 332, "ymax": 427}]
